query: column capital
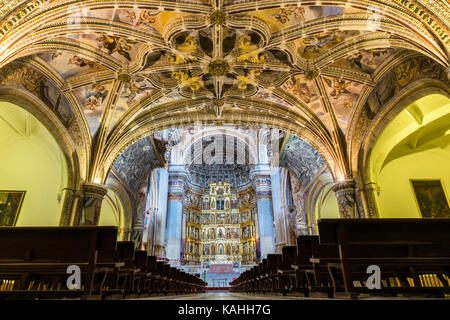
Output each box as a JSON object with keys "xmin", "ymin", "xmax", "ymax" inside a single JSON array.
[
  {"xmin": 168, "ymin": 165, "xmax": 188, "ymax": 196},
  {"xmin": 249, "ymin": 164, "xmax": 272, "ymax": 198},
  {"xmin": 331, "ymin": 179, "xmax": 356, "ymax": 193},
  {"xmin": 249, "ymin": 164, "xmax": 271, "ymax": 180},
  {"xmin": 82, "ymin": 182, "xmax": 108, "ymax": 199}
]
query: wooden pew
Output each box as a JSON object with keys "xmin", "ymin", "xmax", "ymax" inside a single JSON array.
[
  {"xmin": 305, "ymin": 236, "xmax": 340, "ymax": 297},
  {"xmin": 257, "ymin": 259, "xmax": 267, "ymax": 293},
  {"xmin": 266, "ymin": 254, "xmax": 282, "ymax": 293},
  {"xmin": 114, "ymin": 241, "xmax": 140, "ymax": 298},
  {"xmin": 318, "ymin": 218, "xmax": 450, "ymax": 299},
  {"xmin": 0, "ymin": 227, "xmax": 124, "ymax": 300},
  {"xmin": 133, "ymin": 250, "xmax": 152, "ymax": 296},
  {"xmin": 276, "ymin": 246, "xmax": 297, "ymax": 295},
  {"xmin": 291, "ymin": 235, "xmax": 317, "ymax": 297}
]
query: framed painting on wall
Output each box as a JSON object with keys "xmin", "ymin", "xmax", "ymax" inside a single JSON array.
[
  {"xmin": 0, "ymin": 191, "xmax": 26, "ymax": 226},
  {"xmin": 410, "ymin": 180, "xmax": 450, "ymax": 218}
]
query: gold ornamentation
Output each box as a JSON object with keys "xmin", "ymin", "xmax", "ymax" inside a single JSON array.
[
  {"xmin": 393, "ymin": 0, "xmax": 450, "ymax": 47},
  {"xmin": 238, "ymin": 75, "xmax": 250, "ymax": 90},
  {"xmin": 236, "ymin": 35, "xmax": 267, "ymax": 63},
  {"xmin": 173, "ymin": 71, "xmax": 202, "ymax": 91},
  {"xmin": 304, "ymin": 68, "xmax": 318, "ymax": 80},
  {"xmin": 213, "ymin": 99, "xmax": 224, "ymax": 118},
  {"xmin": 0, "ymin": 0, "xmax": 51, "ymax": 38},
  {"xmin": 118, "ymin": 74, "xmax": 131, "ymax": 83},
  {"xmin": 207, "ymin": 60, "xmax": 230, "ymax": 76},
  {"xmin": 169, "ymin": 36, "xmax": 199, "ymax": 64},
  {"xmin": 209, "ymin": 11, "xmax": 226, "ymax": 25},
  {"xmin": 393, "ymin": 58, "xmax": 419, "ymax": 91}
]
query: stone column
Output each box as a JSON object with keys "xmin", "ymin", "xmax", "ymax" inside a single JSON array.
[
  {"xmin": 250, "ymin": 164, "xmax": 276, "ymax": 259},
  {"xmin": 363, "ymin": 182, "xmax": 380, "ymax": 218},
  {"xmin": 58, "ymin": 188, "xmax": 77, "ymax": 226},
  {"xmin": 331, "ymin": 179, "xmax": 357, "ymax": 219},
  {"xmin": 165, "ymin": 165, "xmax": 188, "ymax": 265},
  {"xmin": 80, "ymin": 182, "xmax": 108, "ymax": 226},
  {"xmin": 133, "ymin": 190, "xmax": 147, "ymax": 250},
  {"xmin": 154, "ymin": 168, "xmax": 169, "ymax": 259}
]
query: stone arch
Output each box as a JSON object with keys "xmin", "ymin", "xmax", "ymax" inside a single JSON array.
[
  {"xmin": 358, "ymin": 82, "xmax": 450, "ymax": 218},
  {"xmin": 0, "ymin": 87, "xmax": 82, "ymax": 225}
]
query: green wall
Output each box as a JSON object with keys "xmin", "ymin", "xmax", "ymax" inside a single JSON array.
[
  {"xmin": 0, "ymin": 102, "xmax": 68, "ymax": 226},
  {"xmin": 314, "ymin": 183, "xmax": 340, "ymax": 223},
  {"xmin": 99, "ymin": 189, "xmax": 124, "ymax": 227}
]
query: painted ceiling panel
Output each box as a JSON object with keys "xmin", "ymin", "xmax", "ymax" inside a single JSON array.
[
  {"xmin": 280, "ymin": 134, "xmax": 326, "ymax": 187},
  {"xmin": 245, "ymin": 6, "xmax": 346, "ymax": 33},
  {"xmin": 1, "ymin": 0, "xmax": 447, "ymax": 182},
  {"xmin": 21, "ymin": 1, "xmax": 419, "ymax": 142},
  {"xmin": 112, "ymin": 137, "xmax": 163, "ymax": 192},
  {"xmin": 322, "ymin": 76, "xmax": 366, "ymax": 134},
  {"xmin": 72, "ymin": 80, "xmax": 114, "ymax": 137}
]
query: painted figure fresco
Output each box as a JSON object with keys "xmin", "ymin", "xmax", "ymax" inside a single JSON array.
[
  {"xmin": 283, "ymin": 76, "xmax": 316, "ymax": 103},
  {"xmin": 85, "ymin": 83, "xmax": 109, "ymax": 111},
  {"xmin": 96, "ymin": 35, "xmax": 138, "ymax": 61},
  {"xmin": 121, "ymin": 76, "xmax": 154, "ymax": 105},
  {"xmin": 68, "ymin": 55, "xmax": 95, "ymax": 68},
  {"xmin": 270, "ymin": 7, "xmax": 305, "ymax": 24}
]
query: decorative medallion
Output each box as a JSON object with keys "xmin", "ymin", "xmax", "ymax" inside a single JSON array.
[
  {"xmin": 207, "ymin": 60, "xmax": 230, "ymax": 76},
  {"xmin": 209, "ymin": 11, "xmax": 226, "ymax": 25},
  {"xmin": 118, "ymin": 73, "xmax": 132, "ymax": 83},
  {"xmin": 304, "ymin": 68, "xmax": 319, "ymax": 81}
]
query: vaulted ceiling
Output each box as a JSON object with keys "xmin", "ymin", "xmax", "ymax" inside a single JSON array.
[{"xmin": 0, "ymin": 0, "xmax": 448, "ymax": 184}]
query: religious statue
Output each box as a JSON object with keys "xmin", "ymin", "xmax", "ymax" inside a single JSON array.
[{"xmin": 217, "ymin": 227, "xmax": 224, "ymax": 238}]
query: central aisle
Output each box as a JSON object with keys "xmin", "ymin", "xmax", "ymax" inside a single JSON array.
[
  {"xmin": 133, "ymin": 292, "xmax": 442, "ymax": 300},
  {"xmin": 135, "ymin": 292, "xmax": 304, "ymax": 300}
]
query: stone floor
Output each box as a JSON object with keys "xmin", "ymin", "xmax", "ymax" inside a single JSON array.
[{"xmin": 135, "ymin": 291, "xmax": 449, "ymax": 300}]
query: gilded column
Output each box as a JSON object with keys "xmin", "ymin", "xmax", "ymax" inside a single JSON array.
[
  {"xmin": 363, "ymin": 182, "xmax": 380, "ymax": 218},
  {"xmin": 250, "ymin": 164, "xmax": 275, "ymax": 259},
  {"xmin": 80, "ymin": 182, "xmax": 108, "ymax": 226},
  {"xmin": 331, "ymin": 179, "xmax": 357, "ymax": 219},
  {"xmin": 133, "ymin": 190, "xmax": 147, "ymax": 250}
]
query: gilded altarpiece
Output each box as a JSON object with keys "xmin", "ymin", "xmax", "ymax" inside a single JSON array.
[{"xmin": 182, "ymin": 182, "xmax": 257, "ymax": 265}]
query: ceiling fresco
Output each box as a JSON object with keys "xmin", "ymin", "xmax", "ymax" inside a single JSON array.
[
  {"xmin": 280, "ymin": 134, "xmax": 327, "ymax": 187},
  {"xmin": 0, "ymin": 0, "xmax": 448, "ymax": 183},
  {"xmin": 111, "ymin": 136, "xmax": 163, "ymax": 192}
]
